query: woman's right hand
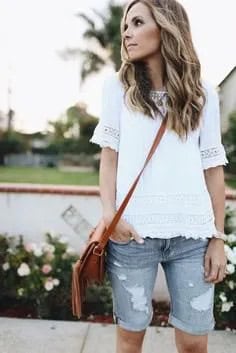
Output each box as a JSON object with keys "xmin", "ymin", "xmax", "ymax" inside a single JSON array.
[{"xmin": 103, "ymin": 213, "xmax": 144, "ymax": 244}]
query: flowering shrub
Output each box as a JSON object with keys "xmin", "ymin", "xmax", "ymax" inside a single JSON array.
[
  {"xmin": 214, "ymin": 206, "xmax": 236, "ymax": 329},
  {"xmin": 214, "ymin": 233, "xmax": 236, "ymax": 328},
  {"xmin": 0, "ymin": 232, "xmax": 113, "ymax": 320},
  {"xmin": 0, "ymin": 205, "xmax": 235, "ymax": 327},
  {"xmin": 0, "ymin": 233, "xmax": 78, "ymax": 319}
]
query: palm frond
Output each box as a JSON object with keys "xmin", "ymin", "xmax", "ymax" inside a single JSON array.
[
  {"xmin": 76, "ymin": 12, "xmax": 95, "ymax": 29},
  {"xmin": 57, "ymin": 47, "xmax": 82, "ymax": 61},
  {"xmin": 91, "ymin": 8, "xmax": 106, "ymax": 23},
  {"xmin": 80, "ymin": 50, "xmax": 106, "ymax": 82},
  {"xmin": 60, "ymin": 2, "xmax": 124, "ymax": 82},
  {"xmin": 83, "ymin": 29, "xmax": 107, "ymax": 48}
]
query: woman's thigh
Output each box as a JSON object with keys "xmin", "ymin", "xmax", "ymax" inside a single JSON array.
[
  {"xmin": 162, "ymin": 237, "xmax": 215, "ymax": 336},
  {"xmin": 105, "ymin": 238, "xmax": 160, "ymax": 332}
]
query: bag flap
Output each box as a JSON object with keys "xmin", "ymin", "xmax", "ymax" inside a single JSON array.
[{"xmin": 88, "ymin": 219, "xmax": 107, "ymax": 243}]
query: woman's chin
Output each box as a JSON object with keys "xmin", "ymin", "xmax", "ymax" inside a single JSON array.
[{"xmin": 128, "ymin": 54, "xmax": 144, "ymax": 62}]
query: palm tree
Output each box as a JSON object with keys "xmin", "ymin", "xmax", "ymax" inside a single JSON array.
[
  {"xmin": 48, "ymin": 118, "xmax": 72, "ymax": 141},
  {"xmin": 59, "ymin": 1, "xmax": 123, "ymax": 82}
]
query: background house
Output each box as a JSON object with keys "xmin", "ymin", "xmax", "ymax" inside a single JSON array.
[{"xmin": 218, "ymin": 66, "xmax": 236, "ymax": 133}]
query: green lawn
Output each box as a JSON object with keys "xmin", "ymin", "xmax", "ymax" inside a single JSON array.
[
  {"xmin": 0, "ymin": 167, "xmax": 99, "ymax": 186},
  {"xmin": 226, "ymin": 178, "xmax": 236, "ymax": 190},
  {"xmin": 1, "ymin": 166, "xmax": 235, "ymax": 189}
]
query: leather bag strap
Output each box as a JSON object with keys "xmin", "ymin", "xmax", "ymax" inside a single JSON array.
[{"xmin": 96, "ymin": 116, "xmax": 167, "ymax": 251}]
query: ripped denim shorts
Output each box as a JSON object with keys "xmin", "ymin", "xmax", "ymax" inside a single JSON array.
[{"xmin": 105, "ymin": 236, "xmax": 215, "ymax": 335}]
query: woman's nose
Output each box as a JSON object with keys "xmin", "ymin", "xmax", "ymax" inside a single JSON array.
[{"xmin": 123, "ymin": 27, "xmax": 133, "ymax": 40}]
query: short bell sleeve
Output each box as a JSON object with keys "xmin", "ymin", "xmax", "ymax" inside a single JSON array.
[
  {"xmin": 199, "ymin": 82, "xmax": 228, "ymax": 170},
  {"xmin": 89, "ymin": 73, "xmax": 123, "ymax": 152}
]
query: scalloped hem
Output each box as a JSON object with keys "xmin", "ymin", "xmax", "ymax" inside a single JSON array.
[
  {"xmin": 202, "ymin": 157, "xmax": 229, "ymax": 170},
  {"xmin": 89, "ymin": 137, "xmax": 119, "ymax": 152},
  {"xmin": 140, "ymin": 232, "xmax": 214, "ymax": 240}
]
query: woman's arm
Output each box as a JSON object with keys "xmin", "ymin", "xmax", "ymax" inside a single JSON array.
[
  {"xmin": 100, "ymin": 147, "xmax": 118, "ymax": 225},
  {"xmin": 203, "ymin": 165, "xmax": 227, "ymax": 283},
  {"xmin": 99, "ymin": 147, "xmax": 144, "ymax": 243}
]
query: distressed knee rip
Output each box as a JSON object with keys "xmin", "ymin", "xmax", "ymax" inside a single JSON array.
[
  {"xmin": 190, "ymin": 287, "xmax": 213, "ymax": 311},
  {"xmin": 113, "ymin": 260, "xmax": 122, "ymax": 267},
  {"xmin": 116, "ymin": 273, "xmax": 149, "ymax": 314}
]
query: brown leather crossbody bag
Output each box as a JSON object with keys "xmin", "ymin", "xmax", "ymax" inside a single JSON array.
[{"xmin": 72, "ymin": 116, "xmax": 167, "ymax": 318}]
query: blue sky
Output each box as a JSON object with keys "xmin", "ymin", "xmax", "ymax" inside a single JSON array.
[{"xmin": 0, "ymin": 0, "xmax": 235, "ymax": 133}]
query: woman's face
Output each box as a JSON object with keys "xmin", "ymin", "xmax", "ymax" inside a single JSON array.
[{"xmin": 123, "ymin": 2, "xmax": 161, "ymax": 62}]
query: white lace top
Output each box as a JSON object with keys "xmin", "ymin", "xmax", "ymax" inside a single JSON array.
[{"xmin": 90, "ymin": 72, "xmax": 228, "ymax": 240}]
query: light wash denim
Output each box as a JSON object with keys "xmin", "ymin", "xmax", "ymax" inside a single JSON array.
[{"xmin": 105, "ymin": 236, "xmax": 215, "ymax": 335}]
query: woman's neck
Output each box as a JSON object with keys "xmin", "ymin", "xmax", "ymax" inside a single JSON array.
[{"xmin": 145, "ymin": 54, "xmax": 165, "ymax": 91}]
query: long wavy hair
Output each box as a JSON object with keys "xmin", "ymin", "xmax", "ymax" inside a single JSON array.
[{"xmin": 119, "ymin": 0, "xmax": 206, "ymax": 139}]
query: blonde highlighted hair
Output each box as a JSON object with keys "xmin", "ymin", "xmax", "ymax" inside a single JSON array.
[{"xmin": 119, "ymin": 0, "xmax": 206, "ymax": 139}]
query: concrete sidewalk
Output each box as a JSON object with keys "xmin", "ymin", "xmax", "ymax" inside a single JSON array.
[{"xmin": 0, "ymin": 317, "xmax": 235, "ymax": 353}]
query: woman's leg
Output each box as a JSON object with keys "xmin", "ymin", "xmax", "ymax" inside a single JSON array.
[
  {"xmin": 106, "ymin": 238, "xmax": 160, "ymax": 353},
  {"xmin": 175, "ymin": 328, "xmax": 208, "ymax": 353},
  {"xmin": 116, "ymin": 326, "xmax": 146, "ymax": 353},
  {"xmin": 161, "ymin": 237, "xmax": 215, "ymax": 353}
]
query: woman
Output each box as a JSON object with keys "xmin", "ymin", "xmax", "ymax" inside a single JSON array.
[{"xmin": 90, "ymin": 1, "xmax": 228, "ymax": 352}]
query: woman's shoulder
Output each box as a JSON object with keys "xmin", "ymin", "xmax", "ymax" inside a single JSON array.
[
  {"xmin": 201, "ymin": 79, "xmax": 219, "ymax": 103},
  {"xmin": 103, "ymin": 71, "xmax": 124, "ymax": 94}
]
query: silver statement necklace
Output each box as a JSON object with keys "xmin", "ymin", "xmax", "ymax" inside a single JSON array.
[
  {"xmin": 150, "ymin": 90, "xmax": 168, "ymax": 117},
  {"xmin": 149, "ymin": 90, "xmax": 167, "ymax": 106}
]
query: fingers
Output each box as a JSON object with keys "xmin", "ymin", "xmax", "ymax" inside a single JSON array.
[
  {"xmin": 111, "ymin": 222, "xmax": 144, "ymax": 244},
  {"xmin": 205, "ymin": 262, "xmax": 219, "ymax": 282},
  {"xmin": 122, "ymin": 220, "xmax": 144, "ymax": 244},
  {"xmin": 205, "ymin": 260, "xmax": 227, "ymax": 283},
  {"xmin": 129, "ymin": 228, "xmax": 144, "ymax": 244},
  {"xmin": 110, "ymin": 229, "xmax": 131, "ymax": 243},
  {"xmin": 217, "ymin": 264, "xmax": 227, "ymax": 283},
  {"xmin": 204, "ymin": 255, "xmax": 210, "ymax": 278}
]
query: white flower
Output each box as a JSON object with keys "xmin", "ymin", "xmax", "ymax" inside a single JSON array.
[
  {"xmin": 219, "ymin": 292, "xmax": 227, "ymax": 303},
  {"xmin": 2, "ymin": 262, "xmax": 10, "ymax": 271},
  {"xmin": 221, "ymin": 301, "xmax": 234, "ymax": 312},
  {"xmin": 42, "ymin": 244, "xmax": 55, "ymax": 254},
  {"xmin": 226, "ymin": 263, "xmax": 235, "ymax": 274},
  {"xmin": 53, "ymin": 278, "xmax": 60, "ymax": 286},
  {"xmin": 58, "ymin": 236, "xmax": 68, "ymax": 244},
  {"xmin": 224, "ymin": 244, "xmax": 230, "ymax": 253},
  {"xmin": 33, "ymin": 247, "xmax": 43, "ymax": 257},
  {"xmin": 66, "ymin": 246, "xmax": 76, "ymax": 255},
  {"xmin": 24, "ymin": 242, "xmax": 37, "ymax": 253},
  {"xmin": 17, "ymin": 288, "xmax": 24, "ymax": 296},
  {"xmin": 227, "ymin": 233, "xmax": 236, "ymax": 243},
  {"xmin": 45, "ymin": 252, "xmax": 55, "ymax": 261},
  {"xmin": 44, "ymin": 278, "xmax": 54, "ymax": 291},
  {"xmin": 228, "ymin": 281, "xmax": 235, "ymax": 290},
  {"xmin": 224, "ymin": 246, "xmax": 236, "ymax": 265},
  {"xmin": 17, "ymin": 263, "xmax": 31, "ymax": 276}
]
